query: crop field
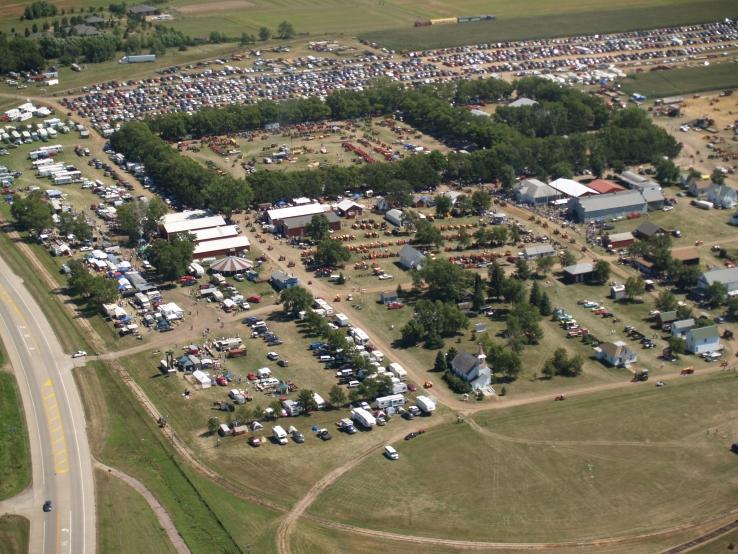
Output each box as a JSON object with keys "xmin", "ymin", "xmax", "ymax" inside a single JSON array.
[
  {"xmin": 182, "ymin": 117, "xmax": 448, "ymax": 177},
  {"xmin": 620, "ymin": 62, "xmax": 738, "ymax": 98},
  {"xmin": 310, "ymin": 372, "xmax": 738, "ymax": 543},
  {"xmin": 362, "ymin": 0, "xmax": 738, "ymax": 50}
]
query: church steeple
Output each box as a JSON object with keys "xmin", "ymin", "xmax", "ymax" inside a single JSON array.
[{"xmin": 477, "ymin": 343, "xmax": 486, "ymax": 364}]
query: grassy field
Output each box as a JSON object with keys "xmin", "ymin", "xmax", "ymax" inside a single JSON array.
[
  {"xmin": 95, "ymin": 468, "xmax": 178, "ymax": 554},
  {"xmin": 0, "ymin": 515, "xmax": 29, "ymax": 554},
  {"xmin": 0, "ymin": 371, "xmax": 31, "ymax": 500},
  {"xmin": 695, "ymin": 527, "xmax": 738, "ymax": 553},
  {"xmin": 362, "ymin": 0, "xmax": 738, "ymax": 50},
  {"xmin": 620, "ymin": 62, "xmax": 738, "ymax": 98},
  {"xmin": 310, "ymin": 372, "xmax": 738, "ymax": 542},
  {"xmin": 74, "ymin": 361, "xmax": 280, "ymax": 554}
]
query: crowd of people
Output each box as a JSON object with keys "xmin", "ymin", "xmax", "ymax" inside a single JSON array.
[{"xmin": 61, "ymin": 20, "xmax": 738, "ymax": 135}]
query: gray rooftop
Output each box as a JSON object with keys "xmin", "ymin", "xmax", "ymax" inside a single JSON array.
[
  {"xmin": 524, "ymin": 244, "xmax": 555, "ymax": 256},
  {"xmin": 281, "ymin": 211, "xmax": 340, "ymax": 230},
  {"xmin": 576, "ymin": 190, "xmax": 646, "ymax": 213},
  {"xmin": 700, "ymin": 267, "xmax": 738, "ymax": 286},
  {"xmin": 688, "ymin": 325, "xmax": 719, "ymax": 341},
  {"xmin": 563, "ymin": 263, "xmax": 594, "ymax": 275}
]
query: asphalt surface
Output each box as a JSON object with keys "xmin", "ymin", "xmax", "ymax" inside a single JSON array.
[{"xmin": 0, "ymin": 252, "xmax": 95, "ymax": 554}]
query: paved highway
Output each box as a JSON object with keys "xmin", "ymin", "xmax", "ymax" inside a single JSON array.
[{"xmin": 0, "ymin": 253, "xmax": 95, "ymax": 554}]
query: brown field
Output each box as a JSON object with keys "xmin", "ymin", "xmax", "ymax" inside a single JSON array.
[{"xmin": 175, "ymin": 0, "xmax": 255, "ymax": 15}]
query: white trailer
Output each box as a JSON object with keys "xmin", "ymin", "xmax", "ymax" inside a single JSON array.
[
  {"xmin": 351, "ymin": 327, "xmax": 369, "ymax": 345},
  {"xmin": 350, "ymin": 407, "xmax": 376, "ymax": 428},
  {"xmin": 272, "ymin": 425, "xmax": 288, "ymax": 445},
  {"xmin": 388, "ymin": 362, "xmax": 407, "ymax": 381},
  {"xmin": 334, "ymin": 313, "xmax": 350, "ymax": 327},
  {"xmin": 376, "ymin": 394, "xmax": 406, "ymax": 410},
  {"xmin": 214, "ymin": 337, "xmax": 242, "ymax": 351},
  {"xmin": 415, "ymin": 395, "xmax": 436, "ymax": 414}
]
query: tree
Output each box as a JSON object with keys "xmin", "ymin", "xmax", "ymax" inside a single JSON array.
[
  {"xmin": 543, "ymin": 348, "xmax": 583, "ymax": 377},
  {"xmin": 592, "ymin": 260, "xmax": 610, "ymax": 284},
  {"xmin": 400, "ymin": 319, "xmax": 424, "ymax": 346},
  {"xmin": 671, "ymin": 264, "xmax": 701, "ymax": 291},
  {"xmin": 315, "ymin": 239, "xmax": 350, "ymax": 267},
  {"xmin": 413, "ymin": 220, "xmax": 443, "ymax": 248},
  {"xmin": 655, "ymin": 158, "xmax": 680, "ymax": 185},
  {"xmin": 655, "ymin": 290, "xmax": 677, "ymax": 312},
  {"xmin": 506, "ymin": 302, "xmax": 543, "ymax": 345},
  {"xmin": 433, "ymin": 350, "xmax": 448, "ymax": 372},
  {"xmin": 515, "ymin": 258, "xmax": 531, "ymax": 280},
  {"xmin": 624, "ymin": 276, "xmax": 645, "ymax": 301},
  {"xmin": 501, "ymin": 278, "xmax": 525, "ymax": 305},
  {"xmin": 207, "ymin": 417, "xmax": 220, "ymax": 435},
  {"xmin": 297, "ymin": 388, "xmax": 318, "ymax": 412},
  {"xmin": 711, "ymin": 168, "xmax": 726, "ymax": 186},
  {"xmin": 148, "ymin": 235, "xmax": 194, "ymax": 281},
  {"xmin": 487, "ymin": 261, "xmax": 505, "ymax": 300},
  {"xmin": 535, "ymin": 255, "xmax": 554, "ymax": 276},
  {"xmin": 10, "ymin": 190, "xmax": 53, "ymax": 231},
  {"xmin": 538, "ymin": 291, "xmax": 553, "ymax": 316},
  {"xmin": 705, "ymin": 281, "xmax": 728, "ymax": 307},
  {"xmin": 58, "ymin": 212, "xmax": 92, "ymax": 241},
  {"xmin": 328, "ymin": 385, "xmax": 346, "ymax": 409},
  {"xmin": 258, "ymin": 26, "xmax": 271, "ymax": 41},
  {"xmin": 457, "ymin": 228, "xmax": 471, "ymax": 250},
  {"xmin": 667, "ymin": 335, "xmax": 686, "ymax": 358},
  {"xmin": 726, "ymin": 297, "xmax": 738, "ymax": 321},
  {"xmin": 560, "ymin": 249, "xmax": 576, "ymax": 268},
  {"xmin": 529, "ymin": 280, "xmax": 542, "ymax": 308},
  {"xmin": 204, "ymin": 177, "xmax": 253, "ymax": 218},
  {"xmin": 435, "ymin": 195, "xmax": 452, "ymax": 217},
  {"xmin": 471, "ymin": 190, "xmax": 491, "ymax": 214},
  {"xmin": 306, "ymin": 214, "xmax": 330, "ymax": 241},
  {"xmin": 276, "ymin": 21, "xmax": 295, "ymax": 39},
  {"xmin": 280, "ymin": 286, "xmax": 313, "ymax": 316},
  {"xmin": 416, "ymin": 259, "xmax": 470, "ymax": 302},
  {"xmin": 472, "ymin": 273, "xmax": 486, "ymax": 311}
]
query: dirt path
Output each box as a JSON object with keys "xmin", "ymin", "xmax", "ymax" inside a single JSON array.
[{"xmin": 95, "ymin": 461, "xmax": 191, "ymax": 554}]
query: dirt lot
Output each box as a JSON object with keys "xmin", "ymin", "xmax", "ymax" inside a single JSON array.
[{"xmin": 652, "ymin": 92, "xmax": 738, "ymax": 186}]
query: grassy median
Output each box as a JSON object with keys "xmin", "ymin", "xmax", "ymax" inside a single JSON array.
[
  {"xmin": 0, "ymin": 515, "xmax": 29, "ymax": 554},
  {"xmin": 0, "ymin": 370, "xmax": 31, "ymax": 500}
]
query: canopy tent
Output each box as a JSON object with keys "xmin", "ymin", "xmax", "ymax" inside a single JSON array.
[{"xmin": 210, "ymin": 256, "xmax": 253, "ymax": 275}]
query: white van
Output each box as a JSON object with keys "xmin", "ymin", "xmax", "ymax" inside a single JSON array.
[{"xmin": 384, "ymin": 445, "xmax": 399, "ymax": 460}]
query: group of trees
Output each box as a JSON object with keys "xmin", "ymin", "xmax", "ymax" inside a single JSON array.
[
  {"xmin": 314, "ymin": 239, "xmax": 350, "ymax": 267},
  {"xmin": 111, "ymin": 122, "xmax": 253, "ymax": 212},
  {"xmin": 542, "ymin": 348, "xmax": 583, "ymax": 378},
  {"xmin": 400, "ymin": 299, "xmax": 469, "ymax": 348},
  {"xmin": 57, "ymin": 212, "xmax": 93, "ymax": 242},
  {"xmin": 129, "ymin": 77, "xmax": 681, "ymax": 211},
  {"xmin": 66, "ymin": 259, "xmax": 119, "ymax": 307},
  {"xmin": 147, "ymin": 235, "xmax": 195, "ymax": 281},
  {"xmin": 116, "ymin": 197, "xmax": 168, "ymax": 243},
  {"xmin": 22, "ymin": 1, "xmax": 57, "ymax": 20},
  {"xmin": 279, "ymin": 286, "xmax": 314, "ymax": 317},
  {"xmin": 10, "ymin": 190, "xmax": 53, "ymax": 231}
]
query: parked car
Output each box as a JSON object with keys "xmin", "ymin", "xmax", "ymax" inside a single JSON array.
[
  {"xmin": 267, "ymin": 352, "xmax": 279, "ymax": 360},
  {"xmin": 72, "ymin": 350, "xmax": 87, "ymax": 358},
  {"xmin": 317, "ymin": 428, "xmax": 332, "ymax": 441},
  {"xmin": 248, "ymin": 436, "xmax": 261, "ymax": 447},
  {"xmin": 43, "ymin": 500, "xmax": 52, "ymax": 512}
]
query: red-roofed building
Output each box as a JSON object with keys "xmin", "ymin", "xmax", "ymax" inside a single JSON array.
[{"xmin": 585, "ymin": 179, "xmax": 624, "ymax": 195}]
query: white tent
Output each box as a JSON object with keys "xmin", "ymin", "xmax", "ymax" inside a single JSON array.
[{"xmin": 192, "ymin": 370, "xmax": 211, "ymax": 389}]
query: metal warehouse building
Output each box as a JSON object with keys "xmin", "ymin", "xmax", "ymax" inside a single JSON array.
[{"xmin": 571, "ymin": 190, "xmax": 647, "ymax": 222}]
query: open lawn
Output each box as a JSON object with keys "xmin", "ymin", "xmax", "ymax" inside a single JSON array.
[
  {"xmin": 620, "ymin": 61, "xmax": 738, "ymax": 98},
  {"xmin": 310, "ymin": 372, "xmax": 738, "ymax": 542},
  {"xmin": 610, "ymin": 200, "xmax": 737, "ymax": 244},
  {"xmin": 362, "ymin": 0, "xmax": 738, "ymax": 50},
  {"xmin": 694, "ymin": 527, "xmax": 738, "ymax": 553},
  {"xmin": 0, "ymin": 371, "xmax": 31, "ymax": 500},
  {"xmin": 0, "ymin": 515, "xmax": 29, "ymax": 554},
  {"xmin": 95, "ymin": 468, "xmax": 178, "ymax": 554},
  {"xmin": 74, "ymin": 361, "xmax": 280, "ymax": 553},
  {"xmin": 118, "ymin": 310, "xmax": 450, "ymax": 508}
]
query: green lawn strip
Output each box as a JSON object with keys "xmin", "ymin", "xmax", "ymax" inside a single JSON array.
[
  {"xmin": 0, "ymin": 372, "xmax": 31, "ymax": 500},
  {"xmin": 620, "ymin": 62, "xmax": 738, "ymax": 98},
  {"xmin": 95, "ymin": 468, "xmax": 178, "ymax": 554},
  {"xmin": 309, "ymin": 373, "xmax": 738, "ymax": 542},
  {"xmin": 0, "ymin": 231, "xmax": 92, "ymax": 354},
  {"xmin": 692, "ymin": 526, "xmax": 738, "ymax": 553},
  {"xmin": 0, "ymin": 515, "xmax": 29, "ymax": 554},
  {"xmin": 362, "ymin": 0, "xmax": 738, "ymax": 50},
  {"xmin": 75, "ymin": 361, "xmax": 276, "ymax": 554}
]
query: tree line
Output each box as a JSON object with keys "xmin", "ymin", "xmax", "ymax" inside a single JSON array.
[{"xmin": 126, "ymin": 77, "xmax": 680, "ymax": 209}]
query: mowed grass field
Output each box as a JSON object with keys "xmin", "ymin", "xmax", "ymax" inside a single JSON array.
[
  {"xmin": 95, "ymin": 469, "xmax": 178, "ymax": 554},
  {"xmin": 0, "ymin": 371, "xmax": 31, "ymax": 500},
  {"xmin": 310, "ymin": 372, "xmax": 738, "ymax": 542},
  {"xmin": 74, "ymin": 361, "xmax": 280, "ymax": 553},
  {"xmin": 362, "ymin": 0, "xmax": 738, "ymax": 50},
  {"xmin": 620, "ymin": 62, "xmax": 738, "ymax": 98},
  {"xmin": 0, "ymin": 515, "xmax": 29, "ymax": 554}
]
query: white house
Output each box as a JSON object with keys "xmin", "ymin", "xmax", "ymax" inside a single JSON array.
[
  {"xmin": 707, "ymin": 184, "xmax": 737, "ymax": 209},
  {"xmin": 670, "ymin": 318, "xmax": 695, "ymax": 339},
  {"xmin": 515, "ymin": 178, "xmax": 562, "ymax": 206},
  {"xmin": 450, "ymin": 344, "xmax": 492, "ymax": 390},
  {"xmin": 385, "ymin": 209, "xmax": 403, "ymax": 227},
  {"xmin": 696, "ymin": 267, "xmax": 738, "ymax": 297},
  {"xmin": 523, "ymin": 244, "xmax": 555, "ymax": 260},
  {"xmin": 595, "ymin": 340, "xmax": 637, "ymax": 367},
  {"xmin": 685, "ymin": 325, "xmax": 721, "ymax": 354},
  {"xmin": 398, "ymin": 244, "xmax": 426, "ymax": 270}
]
